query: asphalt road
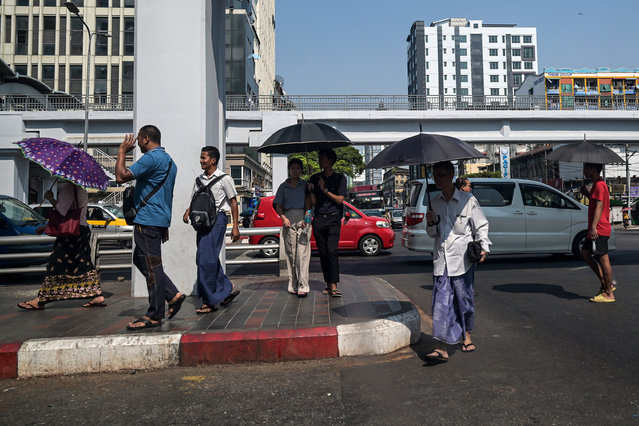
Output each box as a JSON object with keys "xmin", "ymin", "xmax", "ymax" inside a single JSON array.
[{"xmin": 1, "ymin": 229, "xmax": 638, "ymax": 425}]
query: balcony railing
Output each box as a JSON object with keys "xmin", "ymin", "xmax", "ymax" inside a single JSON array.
[{"xmin": 2, "ymin": 94, "xmax": 638, "ymax": 112}]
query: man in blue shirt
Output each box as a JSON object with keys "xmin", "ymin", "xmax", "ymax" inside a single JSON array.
[{"xmin": 115, "ymin": 125, "xmax": 186, "ymax": 330}]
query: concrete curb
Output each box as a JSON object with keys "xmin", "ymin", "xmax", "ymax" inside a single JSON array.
[{"xmin": 0, "ymin": 280, "xmax": 420, "ymax": 379}]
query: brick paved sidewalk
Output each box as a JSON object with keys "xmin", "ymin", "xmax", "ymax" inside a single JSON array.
[{"xmin": 0, "ymin": 273, "xmax": 413, "ymax": 343}]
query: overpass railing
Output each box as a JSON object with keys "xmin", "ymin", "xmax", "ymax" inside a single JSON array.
[
  {"xmin": 227, "ymin": 94, "xmax": 639, "ymax": 112},
  {"xmin": 3, "ymin": 94, "xmax": 639, "ymax": 112}
]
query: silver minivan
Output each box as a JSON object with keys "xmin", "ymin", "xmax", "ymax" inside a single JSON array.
[{"xmin": 401, "ymin": 178, "xmax": 615, "ymax": 257}]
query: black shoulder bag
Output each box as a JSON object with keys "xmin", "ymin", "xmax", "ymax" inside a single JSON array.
[{"xmin": 123, "ymin": 160, "xmax": 173, "ymax": 225}]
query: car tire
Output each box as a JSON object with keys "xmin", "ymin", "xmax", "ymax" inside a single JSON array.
[
  {"xmin": 259, "ymin": 236, "xmax": 279, "ymax": 258},
  {"xmin": 359, "ymin": 235, "xmax": 382, "ymax": 256},
  {"xmin": 572, "ymin": 231, "xmax": 587, "ymax": 258}
]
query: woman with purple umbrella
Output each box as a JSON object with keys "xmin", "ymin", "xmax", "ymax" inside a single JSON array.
[
  {"xmin": 17, "ymin": 181, "xmax": 105, "ymax": 310},
  {"xmin": 15, "ymin": 137, "xmax": 108, "ymax": 310}
]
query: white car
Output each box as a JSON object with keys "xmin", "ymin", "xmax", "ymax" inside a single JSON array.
[{"xmin": 401, "ymin": 178, "xmax": 615, "ymax": 257}]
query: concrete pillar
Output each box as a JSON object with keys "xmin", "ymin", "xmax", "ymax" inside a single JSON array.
[
  {"xmin": 0, "ymin": 153, "xmax": 29, "ymax": 203},
  {"xmin": 133, "ymin": 1, "xmax": 226, "ymax": 296}
]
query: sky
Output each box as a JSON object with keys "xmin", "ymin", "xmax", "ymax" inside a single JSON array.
[{"xmin": 275, "ymin": 0, "xmax": 639, "ymax": 95}]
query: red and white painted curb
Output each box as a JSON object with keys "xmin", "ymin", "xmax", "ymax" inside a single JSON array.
[{"xmin": 0, "ymin": 307, "xmax": 419, "ymax": 379}]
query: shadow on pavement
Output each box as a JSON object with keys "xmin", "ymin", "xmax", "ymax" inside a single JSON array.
[{"xmin": 492, "ymin": 283, "xmax": 590, "ymax": 300}]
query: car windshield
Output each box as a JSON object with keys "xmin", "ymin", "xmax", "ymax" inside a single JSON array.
[
  {"xmin": 392, "ymin": 210, "xmax": 403, "ymax": 217},
  {"xmin": 102, "ymin": 205, "xmax": 124, "ymax": 218},
  {"xmin": 0, "ymin": 197, "xmax": 47, "ymax": 226}
]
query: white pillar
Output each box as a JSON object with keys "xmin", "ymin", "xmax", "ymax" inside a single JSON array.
[{"xmin": 133, "ymin": 0, "xmax": 226, "ymax": 296}]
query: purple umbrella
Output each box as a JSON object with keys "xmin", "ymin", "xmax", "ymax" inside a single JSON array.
[{"xmin": 17, "ymin": 137, "xmax": 110, "ymax": 190}]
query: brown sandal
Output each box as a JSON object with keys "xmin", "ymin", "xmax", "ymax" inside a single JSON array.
[
  {"xmin": 196, "ymin": 305, "xmax": 217, "ymax": 314},
  {"xmin": 18, "ymin": 301, "xmax": 45, "ymax": 310}
]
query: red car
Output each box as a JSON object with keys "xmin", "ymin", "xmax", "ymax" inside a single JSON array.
[{"xmin": 249, "ymin": 196, "xmax": 395, "ymax": 257}]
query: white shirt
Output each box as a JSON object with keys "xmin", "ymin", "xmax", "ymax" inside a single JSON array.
[
  {"xmin": 426, "ymin": 188, "xmax": 491, "ymax": 277},
  {"xmin": 191, "ymin": 169, "xmax": 237, "ymax": 213}
]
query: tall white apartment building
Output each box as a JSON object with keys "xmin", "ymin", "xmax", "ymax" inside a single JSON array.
[
  {"xmin": 407, "ymin": 18, "xmax": 538, "ymax": 97},
  {"xmin": 0, "ymin": 0, "xmax": 135, "ymax": 98}
]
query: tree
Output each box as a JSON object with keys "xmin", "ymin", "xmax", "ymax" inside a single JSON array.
[{"xmin": 291, "ymin": 146, "xmax": 365, "ymax": 180}]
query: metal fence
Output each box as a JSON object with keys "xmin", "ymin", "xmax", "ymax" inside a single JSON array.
[
  {"xmin": 226, "ymin": 94, "xmax": 639, "ymax": 112},
  {"xmin": 3, "ymin": 93, "xmax": 639, "ymax": 113},
  {"xmin": 0, "ymin": 227, "xmax": 283, "ymax": 275}
]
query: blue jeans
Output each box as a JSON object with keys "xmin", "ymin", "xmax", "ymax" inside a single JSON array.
[
  {"xmin": 196, "ymin": 213, "xmax": 233, "ymax": 307},
  {"xmin": 133, "ymin": 225, "xmax": 179, "ymax": 321}
]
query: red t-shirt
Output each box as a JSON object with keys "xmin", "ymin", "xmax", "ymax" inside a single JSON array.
[{"xmin": 587, "ymin": 180, "xmax": 611, "ymax": 237}]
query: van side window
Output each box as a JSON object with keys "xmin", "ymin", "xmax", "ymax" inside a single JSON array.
[
  {"xmin": 472, "ymin": 183, "xmax": 515, "ymax": 206},
  {"xmin": 520, "ymin": 184, "xmax": 577, "ymax": 209}
]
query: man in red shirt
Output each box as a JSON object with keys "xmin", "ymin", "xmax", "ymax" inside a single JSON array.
[{"xmin": 580, "ymin": 163, "xmax": 614, "ymax": 303}]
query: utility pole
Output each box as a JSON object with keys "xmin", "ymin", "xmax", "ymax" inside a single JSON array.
[{"xmin": 626, "ymin": 144, "xmax": 631, "ymax": 212}]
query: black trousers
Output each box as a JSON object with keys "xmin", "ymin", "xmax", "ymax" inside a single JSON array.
[
  {"xmin": 133, "ymin": 225, "xmax": 179, "ymax": 321},
  {"xmin": 312, "ymin": 213, "xmax": 341, "ymax": 284}
]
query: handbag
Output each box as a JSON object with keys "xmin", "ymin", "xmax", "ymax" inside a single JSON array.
[
  {"xmin": 45, "ymin": 185, "xmax": 81, "ymax": 237},
  {"xmin": 123, "ymin": 160, "xmax": 173, "ymax": 225},
  {"xmin": 467, "ymin": 240, "xmax": 483, "ymax": 263}
]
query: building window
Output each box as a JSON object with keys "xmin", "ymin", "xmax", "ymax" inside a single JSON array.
[
  {"xmin": 32, "ymin": 15, "xmax": 39, "ymax": 55},
  {"xmin": 230, "ymin": 166, "xmax": 242, "ymax": 185},
  {"xmin": 522, "ymin": 47, "xmax": 534, "ymax": 59},
  {"xmin": 490, "ymin": 75, "xmax": 499, "ymax": 82},
  {"xmin": 460, "ymin": 75, "xmax": 468, "ymax": 82},
  {"xmin": 425, "ymin": 48, "xmax": 428, "ymax": 56},
  {"xmin": 459, "ymin": 48, "xmax": 467, "ymax": 56},
  {"xmin": 473, "ymin": 23, "xmax": 478, "ymax": 28},
  {"xmin": 111, "ymin": 64, "xmax": 119, "ymax": 96},
  {"xmin": 70, "ymin": 18, "xmax": 83, "ymax": 55},
  {"xmin": 69, "ymin": 65, "xmax": 82, "ymax": 97},
  {"xmin": 444, "ymin": 88, "xmax": 448, "ymax": 94},
  {"xmin": 513, "ymin": 74, "xmax": 523, "ymax": 85},
  {"xmin": 524, "ymin": 61, "xmax": 533, "ymax": 69},
  {"xmin": 5, "ymin": 16, "xmax": 11, "ymax": 44},
  {"xmin": 123, "ymin": 17, "xmax": 134, "ymax": 55},
  {"xmin": 452, "ymin": 62, "xmax": 455, "ymax": 67},
  {"xmin": 489, "ymin": 35, "xmax": 497, "ymax": 43},
  {"xmin": 443, "ymin": 61, "xmax": 447, "ymax": 67},
  {"xmin": 512, "ymin": 35, "xmax": 520, "ymax": 43},
  {"xmin": 512, "ymin": 48, "xmax": 520, "ymax": 57},
  {"xmin": 523, "ymin": 35, "xmax": 532, "ymax": 43},
  {"xmin": 95, "ymin": 17, "xmax": 108, "ymax": 55},
  {"xmin": 42, "ymin": 16, "xmax": 56, "ymax": 55},
  {"xmin": 15, "ymin": 16, "xmax": 28, "ymax": 55},
  {"xmin": 502, "ymin": 49, "xmax": 506, "ymax": 56},
  {"xmin": 96, "ymin": 0, "xmax": 109, "ymax": 6},
  {"xmin": 113, "ymin": 0, "xmax": 120, "ymax": 6},
  {"xmin": 424, "ymin": 35, "xmax": 428, "ymax": 42},
  {"xmin": 58, "ymin": 16, "xmax": 66, "ymax": 55},
  {"xmin": 459, "ymin": 62, "xmax": 467, "ymax": 69},
  {"xmin": 94, "ymin": 65, "xmax": 108, "ymax": 96},
  {"xmin": 58, "ymin": 64, "xmax": 66, "ymax": 91},
  {"xmin": 490, "ymin": 88, "xmax": 499, "ymax": 96},
  {"xmin": 452, "ymin": 75, "xmax": 456, "ymax": 80},
  {"xmin": 443, "ymin": 35, "xmax": 446, "ymax": 40},
  {"xmin": 31, "ymin": 64, "xmax": 38, "ymax": 78},
  {"xmin": 489, "ymin": 62, "xmax": 498, "ymax": 69},
  {"xmin": 489, "ymin": 49, "xmax": 498, "ymax": 56},
  {"xmin": 513, "ymin": 61, "xmax": 521, "ymax": 69},
  {"xmin": 124, "ymin": 0, "xmax": 134, "ymax": 6},
  {"xmin": 16, "ymin": 0, "xmax": 29, "ymax": 5},
  {"xmin": 43, "ymin": 0, "xmax": 57, "ymax": 5},
  {"xmin": 459, "ymin": 88, "xmax": 468, "ymax": 95},
  {"xmin": 111, "ymin": 17, "xmax": 119, "ymax": 56},
  {"xmin": 122, "ymin": 61, "xmax": 133, "ymax": 94},
  {"xmin": 42, "ymin": 64, "xmax": 55, "ymax": 89},
  {"xmin": 444, "ymin": 75, "xmax": 447, "ymax": 80},
  {"xmin": 503, "ymin": 62, "xmax": 507, "ymax": 69},
  {"xmin": 15, "ymin": 64, "xmax": 28, "ymax": 75},
  {"xmin": 443, "ymin": 48, "xmax": 446, "ymax": 54},
  {"xmin": 458, "ymin": 35, "xmax": 467, "ymax": 43}
]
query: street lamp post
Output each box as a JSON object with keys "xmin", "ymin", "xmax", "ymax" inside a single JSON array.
[{"xmin": 65, "ymin": 1, "xmax": 110, "ymax": 152}]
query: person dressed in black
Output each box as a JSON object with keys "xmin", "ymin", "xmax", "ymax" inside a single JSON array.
[{"xmin": 308, "ymin": 149, "xmax": 348, "ymax": 297}]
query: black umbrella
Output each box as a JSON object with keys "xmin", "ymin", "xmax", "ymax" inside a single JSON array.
[
  {"xmin": 546, "ymin": 139, "xmax": 624, "ymax": 164},
  {"xmin": 365, "ymin": 133, "xmax": 485, "ymax": 169},
  {"xmin": 365, "ymin": 132, "xmax": 486, "ymax": 225},
  {"xmin": 257, "ymin": 122, "xmax": 351, "ymax": 154}
]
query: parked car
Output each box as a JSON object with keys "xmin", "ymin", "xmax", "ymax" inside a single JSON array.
[
  {"xmin": 249, "ymin": 196, "xmax": 395, "ymax": 257},
  {"xmin": 31, "ymin": 202, "xmax": 133, "ymax": 248},
  {"xmin": 401, "ymin": 178, "xmax": 615, "ymax": 257},
  {"xmin": 0, "ymin": 195, "xmax": 52, "ymax": 267},
  {"xmin": 385, "ymin": 208, "xmax": 404, "ymax": 229}
]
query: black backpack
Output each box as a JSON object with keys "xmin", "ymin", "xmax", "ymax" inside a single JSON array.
[{"xmin": 189, "ymin": 174, "xmax": 226, "ymax": 232}]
